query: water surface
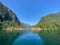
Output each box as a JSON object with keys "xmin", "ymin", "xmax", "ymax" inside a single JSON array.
[{"xmin": 12, "ymin": 29, "xmax": 43, "ymax": 45}]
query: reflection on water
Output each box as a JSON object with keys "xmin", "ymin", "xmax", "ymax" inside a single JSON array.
[{"xmin": 12, "ymin": 29, "xmax": 43, "ymax": 45}]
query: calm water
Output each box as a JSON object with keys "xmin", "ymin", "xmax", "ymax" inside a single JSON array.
[{"xmin": 12, "ymin": 29, "xmax": 43, "ymax": 45}]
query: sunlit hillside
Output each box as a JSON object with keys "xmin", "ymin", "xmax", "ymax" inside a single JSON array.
[{"xmin": 36, "ymin": 13, "xmax": 60, "ymax": 30}]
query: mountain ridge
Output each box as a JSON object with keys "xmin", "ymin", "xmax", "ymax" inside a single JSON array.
[
  {"xmin": 36, "ymin": 12, "xmax": 60, "ymax": 30},
  {"xmin": 0, "ymin": 2, "xmax": 24, "ymax": 30}
]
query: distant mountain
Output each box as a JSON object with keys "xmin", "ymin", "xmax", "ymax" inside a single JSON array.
[
  {"xmin": 0, "ymin": 2, "xmax": 23, "ymax": 29},
  {"xmin": 36, "ymin": 12, "xmax": 60, "ymax": 30}
]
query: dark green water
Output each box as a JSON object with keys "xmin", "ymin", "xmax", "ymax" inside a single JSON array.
[{"xmin": 12, "ymin": 29, "xmax": 43, "ymax": 45}]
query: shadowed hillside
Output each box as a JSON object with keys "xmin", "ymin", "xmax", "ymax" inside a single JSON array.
[{"xmin": 0, "ymin": 2, "xmax": 24, "ymax": 30}]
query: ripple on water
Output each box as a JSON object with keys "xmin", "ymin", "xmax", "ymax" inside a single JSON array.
[{"xmin": 12, "ymin": 32, "xmax": 43, "ymax": 45}]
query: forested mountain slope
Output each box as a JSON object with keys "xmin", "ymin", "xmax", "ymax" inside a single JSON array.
[
  {"xmin": 36, "ymin": 12, "xmax": 60, "ymax": 30},
  {"xmin": 0, "ymin": 2, "xmax": 24, "ymax": 30}
]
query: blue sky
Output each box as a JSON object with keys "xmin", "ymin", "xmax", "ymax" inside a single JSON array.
[{"xmin": 0, "ymin": 0, "xmax": 60, "ymax": 25}]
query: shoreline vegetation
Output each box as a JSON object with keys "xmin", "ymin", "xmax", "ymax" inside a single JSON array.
[{"xmin": 6, "ymin": 27, "xmax": 42, "ymax": 32}]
